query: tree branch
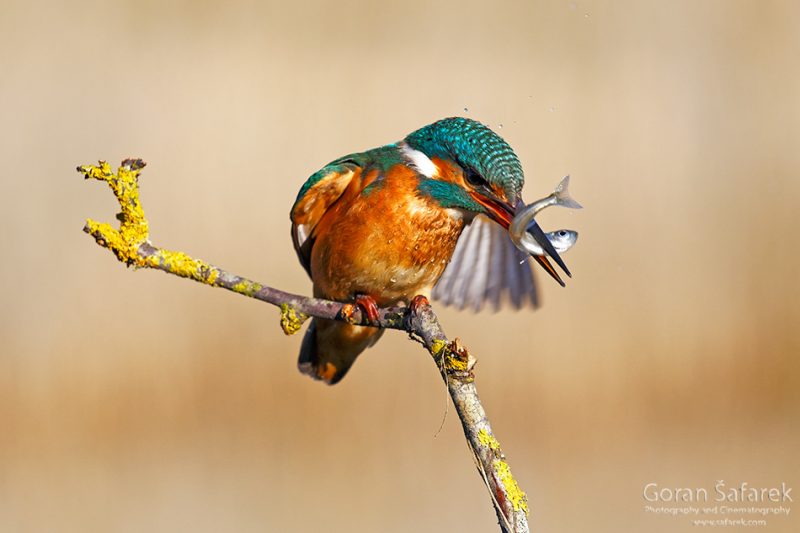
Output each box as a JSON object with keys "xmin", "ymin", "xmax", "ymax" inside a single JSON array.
[{"xmin": 78, "ymin": 159, "xmax": 531, "ymax": 532}]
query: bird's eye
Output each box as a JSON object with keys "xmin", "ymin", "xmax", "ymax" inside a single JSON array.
[{"xmin": 464, "ymin": 168, "xmax": 487, "ymax": 188}]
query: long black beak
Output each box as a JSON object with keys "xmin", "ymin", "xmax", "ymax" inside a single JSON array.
[
  {"xmin": 526, "ymin": 218, "xmax": 572, "ymax": 279},
  {"xmin": 472, "ymin": 192, "xmax": 572, "ymax": 287}
]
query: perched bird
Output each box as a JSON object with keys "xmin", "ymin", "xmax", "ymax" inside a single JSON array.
[{"xmin": 290, "ymin": 117, "xmax": 569, "ymax": 384}]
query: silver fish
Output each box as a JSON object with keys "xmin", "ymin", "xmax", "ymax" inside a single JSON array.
[
  {"xmin": 535, "ymin": 228, "xmax": 579, "ymax": 256},
  {"xmin": 510, "ymin": 176, "xmax": 582, "ymax": 258}
]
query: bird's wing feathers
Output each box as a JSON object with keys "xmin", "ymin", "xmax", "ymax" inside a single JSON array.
[
  {"xmin": 290, "ymin": 160, "xmax": 359, "ymax": 275},
  {"xmin": 292, "ymin": 155, "xmax": 538, "ymax": 309},
  {"xmin": 432, "ymin": 215, "xmax": 539, "ymax": 311}
]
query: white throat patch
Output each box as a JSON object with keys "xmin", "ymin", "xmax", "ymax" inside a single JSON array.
[{"xmin": 400, "ymin": 142, "xmax": 438, "ymax": 178}]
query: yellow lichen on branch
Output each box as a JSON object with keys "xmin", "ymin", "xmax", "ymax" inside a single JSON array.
[
  {"xmin": 478, "ymin": 428, "xmax": 502, "ymax": 451},
  {"xmin": 279, "ymin": 303, "xmax": 307, "ymax": 335},
  {"xmin": 495, "ymin": 460, "xmax": 529, "ymax": 515},
  {"xmin": 80, "ymin": 159, "xmax": 150, "ymax": 266},
  {"xmin": 478, "ymin": 429, "xmax": 529, "ymax": 515},
  {"xmin": 430, "ymin": 338, "xmax": 475, "ymax": 377},
  {"xmin": 79, "ymin": 159, "xmax": 221, "ymax": 286},
  {"xmin": 231, "ymin": 279, "xmax": 264, "ymax": 297},
  {"xmin": 150, "ymin": 249, "xmax": 220, "ymax": 285}
]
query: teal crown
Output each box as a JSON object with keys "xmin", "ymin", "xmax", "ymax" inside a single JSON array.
[{"xmin": 404, "ymin": 117, "xmax": 525, "ymax": 203}]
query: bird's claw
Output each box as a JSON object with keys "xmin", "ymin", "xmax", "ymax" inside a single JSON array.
[
  {"xmin": 341, "ymin": 294, "xmax": 381, "ymax": 326},
  {"xmin": 409, "ymin": 294, "xmax": 430, "ymax": 316}
]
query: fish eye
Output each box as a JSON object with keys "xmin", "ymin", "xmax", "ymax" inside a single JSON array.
[{"xmin": 558, "ymin": 230, "xmax": 568, "ymax": 237}]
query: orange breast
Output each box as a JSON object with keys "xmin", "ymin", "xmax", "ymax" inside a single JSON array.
[{"xmin": 310, "ymin": 165, "xmax": 465, "ymax": 305}]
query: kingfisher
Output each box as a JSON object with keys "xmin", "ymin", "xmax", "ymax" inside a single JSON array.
[{"xmin": 290, "ymin": 117, "xmax": 569, "ymax": 384}]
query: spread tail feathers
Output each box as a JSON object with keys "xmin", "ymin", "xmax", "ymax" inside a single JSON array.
[{"xmin": 298, "ymin": 318, "xmax": 384, "ymax": 384}]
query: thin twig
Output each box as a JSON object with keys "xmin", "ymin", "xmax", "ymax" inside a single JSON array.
[{"xmin": 78, "ymin": 158, "xmax": 531, "ymax": 533}]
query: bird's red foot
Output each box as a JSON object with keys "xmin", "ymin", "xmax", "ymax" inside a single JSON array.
[
  {"xmin": 409, "ymin": 294, "xmax": 431, "ymax": 316},
  {"xmin": 355, "ymin": 294, "xmax": 380, "ymax": 324},
  {"xmin": 341, "ymin": 294, "xmax": 380, "ymax": 325}
]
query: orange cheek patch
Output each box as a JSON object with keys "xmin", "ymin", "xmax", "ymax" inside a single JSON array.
[{"xmin": 430, "ymin": 157, "xmax": 464, "ymax": 185}]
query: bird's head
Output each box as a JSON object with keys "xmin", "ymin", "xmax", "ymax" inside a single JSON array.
[
  {"xmin": 404, "ymin": 117, "xmax": 568, "ymax": 284},
  {"xmin": 404, "ymin": 117, "xmax": 523, "ymax": 226}
]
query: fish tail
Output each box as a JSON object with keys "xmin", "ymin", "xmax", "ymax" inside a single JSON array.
[{"xmin": 554, "ymin": 175, "xmax": 583, "ymax": 209}]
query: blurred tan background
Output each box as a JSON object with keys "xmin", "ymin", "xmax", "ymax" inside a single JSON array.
[{"xmin": 1, "ymin": 0, "xmax": 798, "ymax": 531}]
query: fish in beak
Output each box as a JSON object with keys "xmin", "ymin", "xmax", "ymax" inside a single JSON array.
[{"xmin": 469, "ymin": 192, "xmax": 571, "ymax": 287}]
